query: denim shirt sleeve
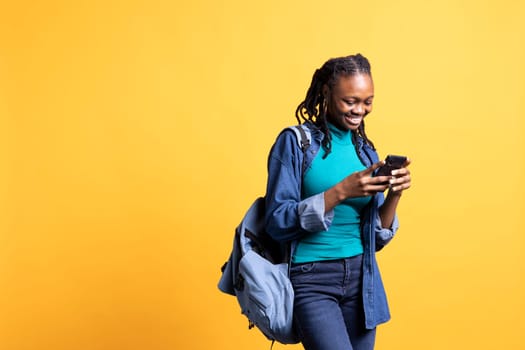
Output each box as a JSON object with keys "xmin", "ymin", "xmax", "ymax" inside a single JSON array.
[
  {"xmin": 298, "ymin": 192, "xmax": 335, "ymax": 232},
  {"xmin": 264, "ymin": 129, "xmax": 334, "ymax": 242},
  {"xmin": 374, "ymin": 191, "xmax": 400, "ymax": 251},
  {"xmin": 358, "ymin": 143, "xmax": 401, "ymax": 251}
]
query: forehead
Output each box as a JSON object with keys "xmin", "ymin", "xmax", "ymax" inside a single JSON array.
[{"xmin": 332, "ymin": 73, "xmax": 374, "ymax": 96}]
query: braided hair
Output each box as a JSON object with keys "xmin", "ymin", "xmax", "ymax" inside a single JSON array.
[{"xmin": 295, "ymin": 54, "xmax": 375, "ymax": 158}]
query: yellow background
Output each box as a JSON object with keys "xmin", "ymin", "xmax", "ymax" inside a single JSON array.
[{"xmin": 1, "ymin": 0, "xmax": 524, "ymax": 349}]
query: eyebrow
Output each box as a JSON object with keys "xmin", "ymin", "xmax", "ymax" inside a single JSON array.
[{"xmin": 343, "ymin": 95, "xmax": 374, "ymax": 100}]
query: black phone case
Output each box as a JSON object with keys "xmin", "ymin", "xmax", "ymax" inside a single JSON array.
[{"xmin": 375, "ymin": 155, "xmax": 407, "ymax": 177}]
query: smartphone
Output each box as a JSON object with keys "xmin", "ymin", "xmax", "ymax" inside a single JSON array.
[{"xmin": 375, "ymin": 155, "xmax": 407, "ymax": 177}]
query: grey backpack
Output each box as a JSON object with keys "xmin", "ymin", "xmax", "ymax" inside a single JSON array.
[{"xmin": 217, "ymin": 125, "xmax": 311, "ymax": 344}]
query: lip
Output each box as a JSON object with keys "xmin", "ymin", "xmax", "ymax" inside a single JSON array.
[{"xmin": 344, "ymin": 115, "xmax": 363, "ymax": 125}]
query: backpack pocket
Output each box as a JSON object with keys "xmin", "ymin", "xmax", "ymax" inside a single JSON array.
[{"xmin": 237, "ymin": 250, "xmax": 298, "ymax": 344}]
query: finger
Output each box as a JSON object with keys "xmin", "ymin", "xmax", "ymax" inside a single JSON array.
[
  {"xmin": 391, "ymin": 183, "xmax": 411, "ymax": 192},
  {"xmin": 391, "ymin": 178, "xmax": 412, "ymax": 191},
  {"xmin": 369, "ymin": 175, "xmax": 391, "ymax": 185},
  {"xmin": 402, "ymin": 158, "xmax": 411, "ymax": 167},
  {"xmin": 390, "ymin": 174, "xmax": 411, "ymax": 185},
  {"xmin": 392, "ymin": 167, "xmax": 410, "ymax": 177},
  {"xmin": 366, "ymin": 184, "xmax": 390, "ymax": 194},
  {"xmin": 362, "ymin": 161, "xmax": 385, "ymax": 175}
]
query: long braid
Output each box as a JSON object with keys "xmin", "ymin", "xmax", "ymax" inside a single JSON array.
[{"xmin": 295, "ymin": 54, "xmax": 376, "ymax": 157}]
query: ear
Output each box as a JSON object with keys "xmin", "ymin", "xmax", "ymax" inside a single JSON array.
[{"xmin": 322, "ymin": 84, "xmax": 329, "ymax": 98}]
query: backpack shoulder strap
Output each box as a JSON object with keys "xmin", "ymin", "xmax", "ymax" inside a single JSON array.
[
  {"xmin": 286, "ymin": 124, "xmax": 311, "ymax": 152},
  {"xmin": 286, "ymin": 124, "xmax": 311, "ymax": 174}
]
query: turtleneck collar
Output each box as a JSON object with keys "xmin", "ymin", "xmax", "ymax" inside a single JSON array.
[{"xmin": 328, "ymin": 122, "xmax": 353, "ymax": 145}]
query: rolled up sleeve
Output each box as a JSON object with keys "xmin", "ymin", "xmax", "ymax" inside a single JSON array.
[
  {"xmin": 375, "ymin": 210, "xmax": 399, "ymax": 251},
  {"xmin": 298, "ymin": 192, "xmax": 334, "ymax": 232}
]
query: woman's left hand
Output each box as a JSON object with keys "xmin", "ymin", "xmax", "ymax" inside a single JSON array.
[
  {"xmin": 388, "ymin": 159, "xmax": 411, "ymax": 194},
  {"xmin": 379, "ymin": 159, "xmax": 412, "ymax": 228}
]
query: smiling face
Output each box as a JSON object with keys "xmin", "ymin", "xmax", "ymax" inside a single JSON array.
[{"xmin": 324, "ymin": 73, "xmax": 374, "ymax": 131}]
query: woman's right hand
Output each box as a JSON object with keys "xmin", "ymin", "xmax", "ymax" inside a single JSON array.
[
  {"xmin": 338, "ymin": 161, "xmax": 391, "ymax": 198},
  {"xmin": 324, "ymin": 161, "xmax": 390, "ymax": 212}
]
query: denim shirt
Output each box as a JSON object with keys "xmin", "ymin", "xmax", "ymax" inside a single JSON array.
[{"xmin": 264, "ymin": 122, "xmax": 399, "ymax": 329}]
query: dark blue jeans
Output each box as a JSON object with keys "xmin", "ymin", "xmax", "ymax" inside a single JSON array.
[{"xmin": 290, "ymin": 254, "xmax": 376, "ymax": 350}]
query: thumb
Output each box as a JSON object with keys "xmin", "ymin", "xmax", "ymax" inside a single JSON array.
[{"xmin": 363, "ymin": 161, "xmax": 385, "ymax": 175}]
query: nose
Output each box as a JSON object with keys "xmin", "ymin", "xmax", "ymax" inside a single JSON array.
[{"xmin": 352, "ymin": 103, "xmax": 364, "ymax": 115}]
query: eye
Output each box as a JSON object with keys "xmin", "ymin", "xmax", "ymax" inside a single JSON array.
[
  {"xmin": 343, "ymin": 100, "xmax": 355, "ymax": 106},
  {"xmin": 365, "ymin": 99, "xmax": 373, "ymax": 106}
]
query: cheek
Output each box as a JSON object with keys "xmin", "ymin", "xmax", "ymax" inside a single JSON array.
[
  {"xmin": 337, "ymin": 103, "xmax": 351, "ymax": 114},
  {"xmin": 330, "ymin": 102, "xmax": 346, "ymax": 115}
]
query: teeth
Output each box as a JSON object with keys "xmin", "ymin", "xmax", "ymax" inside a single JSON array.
[{"xmin": 346, "ymin": 116, "xmax": 361, "ymax": 124}]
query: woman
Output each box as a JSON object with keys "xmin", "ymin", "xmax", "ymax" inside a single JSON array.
[{"xmin": 264, "ymin": 54, "xmax": 411, "ymax": 350}]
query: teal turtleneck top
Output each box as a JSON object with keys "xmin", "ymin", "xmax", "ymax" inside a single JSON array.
[{"xmin": 293, "ymin": 123, "xmax": 372, "ymax": 263}]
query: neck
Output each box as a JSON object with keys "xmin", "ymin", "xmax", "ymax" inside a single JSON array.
[{"xmin": 328, "ymin": 122, "xmax": 353, "ymax": 145}]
